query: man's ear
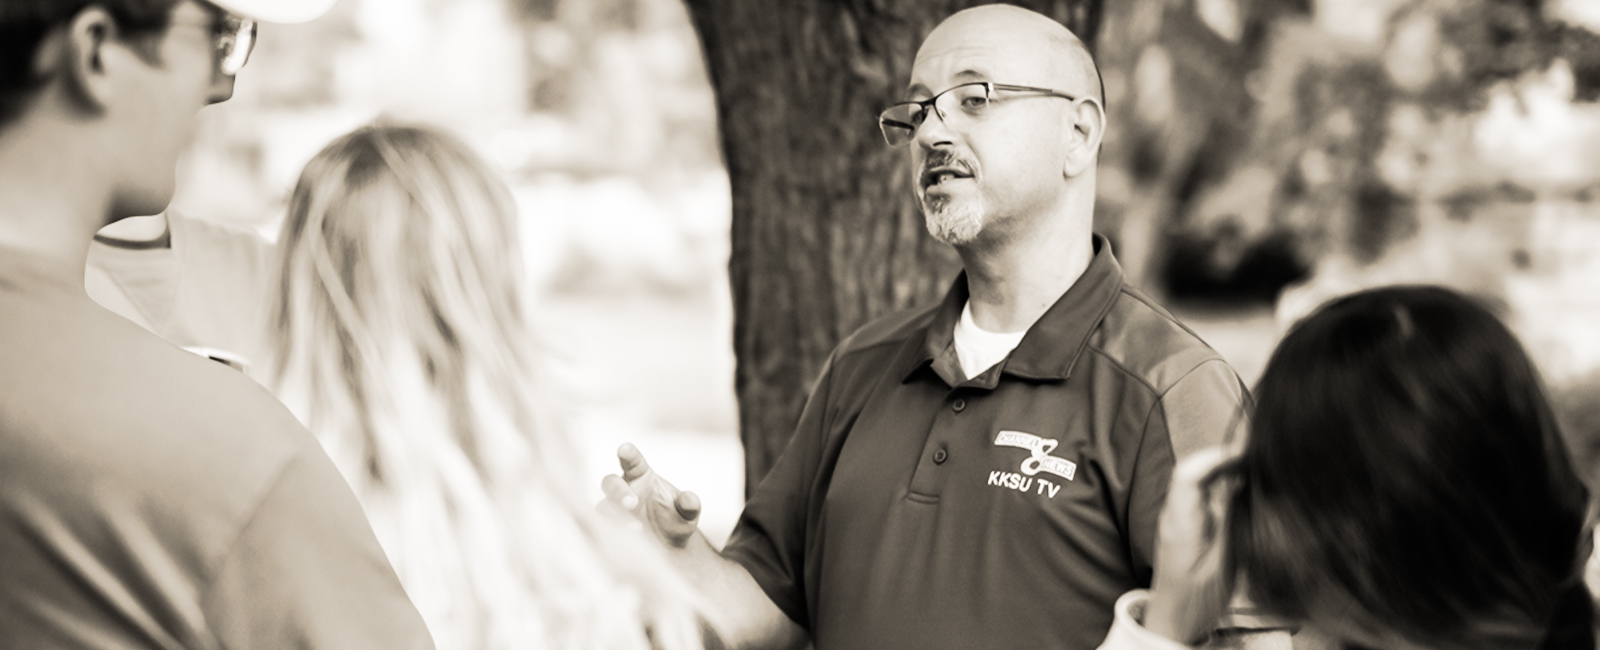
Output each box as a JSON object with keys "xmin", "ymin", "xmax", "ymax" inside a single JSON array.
[
  {"xmin": 50, "ymin": 7, "xmax": 121, "ymax": 111},
  {"xmin": 1062, "ymin": 97, "xmax": 1106, "ymax": 179}
]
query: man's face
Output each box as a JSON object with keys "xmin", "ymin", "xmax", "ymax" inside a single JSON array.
[
  {"xmin": 906, "ymin": 24, "xmax": 1073, "ymax": 246},
  {"xmin": 111, "ymin": 0, "xmax": 235, "ymax": 218}
]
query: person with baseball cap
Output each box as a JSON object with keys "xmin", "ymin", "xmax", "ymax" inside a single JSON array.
[{"xmin": 0, "ymin": 2, "xmax": 436, "ymax": 648}]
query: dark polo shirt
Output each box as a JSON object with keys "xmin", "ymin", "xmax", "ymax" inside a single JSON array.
[{"xmin": 722, "ymin": 236, "xmax": 1249, "ymax": 650}]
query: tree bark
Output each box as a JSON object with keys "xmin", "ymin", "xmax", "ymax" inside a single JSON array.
[{"xmin": 680, "ymin": 0, "xmax": 1101, "ymax": 497}]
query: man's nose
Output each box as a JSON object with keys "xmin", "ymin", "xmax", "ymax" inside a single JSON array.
[{"xmin": 914, "ymin": 105, "xmax": 955, "ymax": 149}]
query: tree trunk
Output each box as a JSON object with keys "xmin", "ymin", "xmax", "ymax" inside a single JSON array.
[{"xmin": 681, "ymin": 0, "xmax": 1101, "ymax": 497}]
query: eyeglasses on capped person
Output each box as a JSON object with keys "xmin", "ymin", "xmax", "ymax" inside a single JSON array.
[
  {"xmin": 878, "ymin": 81, "xmax": 1079, "ymax": 146},
  {"xmin": 168, "ymin": 10, "xmax": 258, "ymax": 75}
]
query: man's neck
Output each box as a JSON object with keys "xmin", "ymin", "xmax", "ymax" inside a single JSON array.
[
  {"xmin": 0, "ymin": 112, "xmax": 116, "ymax": 282},
  {"xmin": 958, "ymin": 206, "xmax": 1095, "ymax": 334}
]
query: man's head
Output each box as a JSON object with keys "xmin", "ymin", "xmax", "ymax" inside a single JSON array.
[
  {"xmin": 0, "ymin": 0, "xmax": 330, "ymax": 219},
  {"xmin": 884, "ymin": 5, "xmax": 1105, "ymax": 247}
]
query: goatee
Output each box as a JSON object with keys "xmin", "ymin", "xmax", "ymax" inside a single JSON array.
[{"xmin": 922, "ymin": 195, "xmax": 986, "ymax": 245}]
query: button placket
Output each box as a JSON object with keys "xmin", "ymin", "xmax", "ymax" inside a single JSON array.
[{"xmin": 909, "ymin": 393, "xmax": 972, "ymax": 499}]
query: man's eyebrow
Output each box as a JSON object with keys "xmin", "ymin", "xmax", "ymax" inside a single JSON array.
[{"xmin": 904, "ymin": 70, "xmax": 990, "ymax": 99}]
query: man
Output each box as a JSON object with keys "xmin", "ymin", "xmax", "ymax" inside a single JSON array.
[
  {"xmin": 0, "ymin": 1, "xmax": 434, "ymax": 648},
  {"xmin": 603, "ymin": 5, "xmax": 1250, "ymax": 649}
]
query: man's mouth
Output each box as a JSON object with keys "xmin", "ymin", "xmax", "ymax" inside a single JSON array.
[{"xmin": 921, "ymin": 166, "xmax": 974, "ymax": 189}]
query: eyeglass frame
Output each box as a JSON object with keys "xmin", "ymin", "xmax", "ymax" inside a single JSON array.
[
  {"xmin": 877, "ymin": 81, "xmax": 1084, "ymax": 146},
  {"xmin": 167, "ymin": 11, "xmax": 258, "ymax": 76}
]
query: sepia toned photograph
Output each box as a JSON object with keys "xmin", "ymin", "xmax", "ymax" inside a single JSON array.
[{"xmin": 2, "ymin": 0, "xmax": 1599, "ymax": 648}]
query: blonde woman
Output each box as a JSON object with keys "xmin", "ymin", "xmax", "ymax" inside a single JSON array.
[{"xmin": 268, "ymin": 123, "xmax": 707, "ymax": 650}]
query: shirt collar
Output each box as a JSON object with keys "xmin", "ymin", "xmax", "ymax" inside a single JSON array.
[{"xmin": 899, "ymin": 233, "xmax": 1125, "ymax": 386}]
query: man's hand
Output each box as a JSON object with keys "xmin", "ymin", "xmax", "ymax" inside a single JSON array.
[
  {"xmin": 600, "ymin": 443, "xmax": 703, "ymax": 548},
  {"xmin": 600, "ymin": 443, "xmax": 810, "ymax": 650},
  {"xmin": 1144, "ymin": 445, "xmax": 1237, "ymax": 644}
]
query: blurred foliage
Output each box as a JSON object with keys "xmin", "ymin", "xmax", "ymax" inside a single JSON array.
[
  {"xmin": 197, "ymin": 0, "xmax": 1600, "ymax": 383},
  {"xmin": 1094, "ymin": 0, "xmax": 1600, "ymax": 304}
]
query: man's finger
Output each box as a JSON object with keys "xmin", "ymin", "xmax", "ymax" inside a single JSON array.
[
  {"xmin": 617, "ymin": 443, "xmax": 651, "ymax": 482},
  {"xmin": 600, "ymin": 473, "xmax": 639, "ymax": 511},
  {"xmin": 674, "ymin": 490, "xmax": 702, "ymax": 522}
]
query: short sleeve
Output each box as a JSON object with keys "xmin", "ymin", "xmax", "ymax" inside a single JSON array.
[
  {"xmin": 720, "ymin": 353, "xmax": 839, "ymax": 631},
  {"xmin": 201, "ymin": 448, "xmax": 434, "ymax": 650},
  {"xmin": 1160, "ymin": 359, "xmax": 1250, "ymax": 461},
  {"xmin": 1128, "ymin": 360, "xmax": 1250, "ymax": 584}
]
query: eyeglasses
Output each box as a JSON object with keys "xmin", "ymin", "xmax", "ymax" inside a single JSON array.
[
  {"xmin": 170, "ymin": 12, "xmax": 258, "ymax": 75},
  {"xmin": 213, "ymin": 14, "xmax": 257, "ymax": 75},
  {"xmin": 878, "ymin": 81, "xmax": 1078, "ymax": 146}
]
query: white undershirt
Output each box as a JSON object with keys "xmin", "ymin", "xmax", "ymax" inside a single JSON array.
[{"xmin": 953, "ymin": 300, "xmax": 1029, "ymax": 380}]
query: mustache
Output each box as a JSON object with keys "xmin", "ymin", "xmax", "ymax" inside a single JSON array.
[{"xmin": 920, "ymin": 150, "xmax": 976, "ymax": 175}]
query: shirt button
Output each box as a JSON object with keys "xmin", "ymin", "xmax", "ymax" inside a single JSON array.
[
  {"xmin": 933, "ymin": 448, "xmax": 949, "ymax": 464},
  {"xmin": 951, "ymin": 398, "xmax": 966, "ymax": 413}
]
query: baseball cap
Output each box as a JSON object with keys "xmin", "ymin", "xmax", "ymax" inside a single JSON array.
[{"xmin": 209, "ymin": 0, "xmax": 337, "ymax": 24}]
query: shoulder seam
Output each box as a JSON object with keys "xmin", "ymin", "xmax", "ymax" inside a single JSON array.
[
  {"xmin": 1084, "ymin": 343, "xmax": 1230, "ymax": 398},
  {"xmin": 1084, "ymin": 346, "xmax": 1160, "ymax": 395},
  {"xmin": 1156, "ymin": 357, "xmax": 1235, "ymax": 400},
  {"xmin": 833, "ymin": 303, "xmax": 939, "ymax": 358},
  {"xmin": 1117, "ymin": 286, "xmax": 1213, "ymax": 344},
  {"xmin": 835, "ymin": 334, "xmax": 911, "ymax": 364},
  {"xmin": 196, "ymin": 447, "xmax": 303, "ymax": 595}
]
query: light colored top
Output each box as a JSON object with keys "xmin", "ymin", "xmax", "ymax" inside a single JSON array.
[
  {"xmin": 1100, "ymin": 591, "xmax": 1298, "ymax": 650},
  {"xmin": 85, "ymin": 211, "xmax": 271, "ymax": 375}
]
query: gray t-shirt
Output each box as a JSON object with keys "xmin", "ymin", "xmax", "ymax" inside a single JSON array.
[{"xmin": 0, "ymin": 247, "xmax": 434, "ymax": 650}]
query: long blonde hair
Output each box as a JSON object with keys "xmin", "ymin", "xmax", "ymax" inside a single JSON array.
[{"xmin": 269, "ymin": 123, "xmax": 705, "ymax": 650}]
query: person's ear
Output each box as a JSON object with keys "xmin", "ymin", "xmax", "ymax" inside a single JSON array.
[
  {"xmin": 1062, "ymin": 97, "xmax": 1106, "ymax": 179},
  {"xmin": 53, "ymin": 7, "xmax": 121, "ymax": 111}
]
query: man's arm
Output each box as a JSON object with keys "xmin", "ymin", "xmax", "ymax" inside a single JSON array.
[
  {"xmin": 1128, "ymin": 359, "xmax": 1249, "ymax": 581},
  {"xmin": 601, "ymin": 444, "xmax": 808, "ymax": 650},
  {"xmin": 1126, "ymin": 361, "xmax": 1261, "ymax": 645},
  {"xmin": 201, "ymin": 448, "xmax": 435, "ymax": 650},
  {"xmin": 1158, "ymin": 359, "xmax": 1251, "ymax": 461}
]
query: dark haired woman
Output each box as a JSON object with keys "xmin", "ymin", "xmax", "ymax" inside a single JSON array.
[{"xmin": 1100, "ymin": 285, "xmax": 1593, "ymax": 649}]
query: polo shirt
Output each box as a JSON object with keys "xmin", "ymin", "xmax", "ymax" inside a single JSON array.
[
  {"xmin": 722, "ymin": 235, "xmax": 1250, "ymax": 650},
  {"xmin": 0, "ymin": 247, "xmax": 434, "ymax": 650}
]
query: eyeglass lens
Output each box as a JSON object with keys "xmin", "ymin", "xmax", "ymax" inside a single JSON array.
[
  {"xmin": 216, "ymin": 17, "xmax": 257, "ymax": 75},
  {"xmin": 878, "ymin": 83, "xmax": 992, "ymax": 146}
]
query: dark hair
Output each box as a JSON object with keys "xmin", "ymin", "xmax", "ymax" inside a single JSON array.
[
  {"xmin": 1223, "ymin": 285, "xmax": 1591, "ymax": 648},
  {"xmin": 0, "ymin": 0, "xmax": 181, "ymax": 125}
]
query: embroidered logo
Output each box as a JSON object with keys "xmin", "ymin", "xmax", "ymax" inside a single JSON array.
[{"xmin": 994, "ymin": 430, "xmax": 1076, "ymax": 481}]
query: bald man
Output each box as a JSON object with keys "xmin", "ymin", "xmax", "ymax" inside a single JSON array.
[{"xmin": 604, "ymin": 5, "xmax": 1249, "ymax": 649}]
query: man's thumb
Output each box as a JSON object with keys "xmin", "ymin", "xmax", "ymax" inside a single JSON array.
[{"xmin": 674, "ymin": 491, "xmax": 702, "ymax": 522}]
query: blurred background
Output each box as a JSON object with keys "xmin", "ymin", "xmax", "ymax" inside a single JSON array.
[{"xmin": 174, "ymin": 0, "xmax": 1600, "ymax": 545}]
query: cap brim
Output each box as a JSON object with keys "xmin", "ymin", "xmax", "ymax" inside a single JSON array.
[{"xmin": 210, "ymin": 0, "xmax": 337, "ymax": 24}]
